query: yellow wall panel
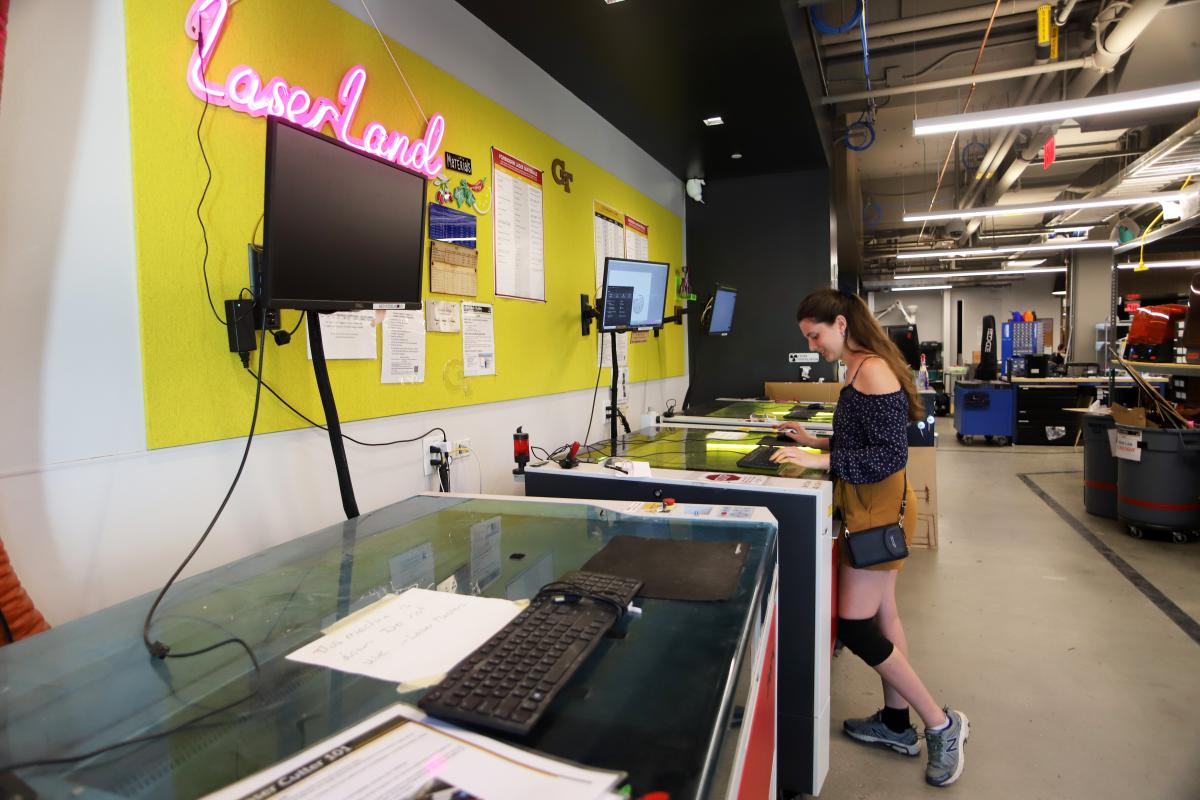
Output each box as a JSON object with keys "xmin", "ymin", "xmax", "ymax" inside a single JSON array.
[{"xmin": 125, "ymin": 0, "xmax": 684, "ymax": 449}]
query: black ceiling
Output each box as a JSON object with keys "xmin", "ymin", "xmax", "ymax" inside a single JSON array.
[{"xmin": 452, "ymin": 0, "xmax": 830, "ymax": 181}]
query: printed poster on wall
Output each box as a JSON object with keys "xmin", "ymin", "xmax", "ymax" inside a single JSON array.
[
  {"xmin": 380, "ymin": 309, "xmax": 425, "ymax": 384},
  {"xmin": 624, "ymin": 215, "xmax": 649, "ymax": 261},
  {"xmin": 306, "ymin": 310, "xmax": 377, "ymax": 360},
  {"xmin": 462, "ymin": 302, "xmax": 496, "ymax": 377},
  {"xmin": 492, "ymin": 148, "xmax": 545, "ymax": 302},
  {"xmin": 593, "ymin": 200, "xmax": 625, "ymax": 292}
]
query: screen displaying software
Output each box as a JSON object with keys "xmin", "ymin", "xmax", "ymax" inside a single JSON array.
[
  {"xmin": 708, "ymin": 287, "xmax": 737, "ymax": 335},
  {"xmin": 600, "ymin": 259, "xmax": 670, "ymax": 331}
]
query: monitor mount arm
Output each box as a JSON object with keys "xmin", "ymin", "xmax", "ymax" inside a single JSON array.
[{"xmin": 875, "ymin": 301, "xmax": 916, "ymax": 326}]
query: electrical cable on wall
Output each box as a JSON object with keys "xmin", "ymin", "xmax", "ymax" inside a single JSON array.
[{"xmin": 360, "ymin": 0, "xmax": 429, "ymax": 125}]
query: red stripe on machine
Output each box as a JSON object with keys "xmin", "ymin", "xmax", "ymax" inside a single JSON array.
[{"xmin": 1118, "ymin": 495, "xmax": 1200, "ymax": 512}]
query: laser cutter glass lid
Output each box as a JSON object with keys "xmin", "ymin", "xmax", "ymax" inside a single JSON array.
[
  {"xmin": 262, "ymin": 116, "xmax": 427, "ymax": 311},
  {"xmin": 599, "ymin": 258, "xmax": 671, "ymax": 331}
]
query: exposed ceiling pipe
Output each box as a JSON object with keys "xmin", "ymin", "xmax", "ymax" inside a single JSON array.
[
  {"xmin": 961, "ymin": 0, "xmax": 1170, "ymax": 240},
  {"xmin": 959, "ymin": 70, "xmax": 1059, "ymax": 211},
  {"xmin": 823, "ymin": 16, "xmax": 1036, "ymax": 57},
  {"xmin": 1055, "ymin": 0, "xmax": 1081, "ymax": 25},
  {"xmin": 819, "ymin": 0, "xmax": 1044, "ymax": 45},
  {"xmin": 820, "ymin": 57, "xmax": 1092, "ymax": 104}
]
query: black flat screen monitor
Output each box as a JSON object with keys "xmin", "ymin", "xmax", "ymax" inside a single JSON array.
[
  {"xmin": 707, "ymin": 285, "xmax": 737, "ymax": 336},
  {"xmin": 886, "ymin": 324, "xmax": 922, "ymax": 369},
  {"xmin": 262, "ymin": 117, "xmax": 427, "ymax": 311},
  {"xmin": 599, "ymin": 258, "xmax": 671, "ymax": 331}
]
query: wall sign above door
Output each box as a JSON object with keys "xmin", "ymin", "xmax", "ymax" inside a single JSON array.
[{"xmin": 184, "ymin": 0, "xmax": 446, "ymax": 177}]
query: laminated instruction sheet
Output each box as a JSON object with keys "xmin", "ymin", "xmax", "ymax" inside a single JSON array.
[
  {"xmin": 381, "ymin": 309, "xmax": 425, "ymax": 384},
  {"xmin": 492, "ymin": 148, "xmax": 545, "ymax": 301},
  {"xmin": 203, "ymin": 704, "xmax": 624, "ymax": 800},
  {"xmin": 462, "ymin": 302, "xmax": 496, "ymax": 377}
]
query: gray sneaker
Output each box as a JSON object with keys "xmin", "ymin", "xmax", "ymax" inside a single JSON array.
[
  {"xmin": 925, "ymin": 706, "xmax": 969, "ymax": 787},
  {"xmin": 842, "ymin": 710, "xmax": 920, "ymax": 756}
]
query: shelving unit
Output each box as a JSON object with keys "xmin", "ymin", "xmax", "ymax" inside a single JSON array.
[{"xmin": 1123, "ymin": 361, "xmax": 1200, "ymax": 377}]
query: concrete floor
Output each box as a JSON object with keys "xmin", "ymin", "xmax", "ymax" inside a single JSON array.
[{"xmin": 818, "ymin": 436, "xmax": 1200, "ymax": 799}]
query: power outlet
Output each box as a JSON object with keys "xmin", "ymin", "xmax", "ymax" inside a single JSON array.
[
  {"xmin": 453, "ymin": 438, "xmax": 471, "ymax": 456},
  {"xmin": 422, "ymin": 433, "xmax": 444, "ymax": 476}
]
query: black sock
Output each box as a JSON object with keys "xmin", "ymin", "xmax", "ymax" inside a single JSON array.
[{"xmin": 881, "ymin": 705, "xmax": 911, "ymax": 733}]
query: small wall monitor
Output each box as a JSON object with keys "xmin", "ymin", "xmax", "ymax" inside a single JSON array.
[
  {"xmin": 599, "ymin": 258, "xmax": 670, "ymax": 331},
  {"xmin": 886, "ymin": 324, "xmax": 922, "ymax": 370},
  {"xmin": 707, "ymin": 285, "xmax": 737, "ymax": 335},
  {"xmin": 262, "ymin": 116, "xmax": 427, "ymax": 311}
]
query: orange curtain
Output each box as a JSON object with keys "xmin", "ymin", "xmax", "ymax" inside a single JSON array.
[{"xmin": 0, "ymin": 537, "xmax": 50, "ymax": 645}]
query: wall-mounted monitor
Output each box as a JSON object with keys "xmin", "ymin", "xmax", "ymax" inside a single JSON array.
[
  {"xmin": 706, "ymin": 285, "xmax": 737, "ymax": 336},
  {"xmin": 886, "ymin": 324, "xmax": 922, "ymax": 370},
  {"xmin": 599, "ymin": 258, "xmax": 671, "ymax": 331},
  {"xmin": 262, "ymin": 116, "xmax": 427, "ymax": 311}
]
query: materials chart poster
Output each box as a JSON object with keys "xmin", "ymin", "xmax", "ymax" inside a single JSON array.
[
  {"xmin": 381, "ymin": 309, "xmax": 425, "ymax": 384},
  {"xmin": 462, "ymin": 302, "xmax": 496, "ymax": 377},
  {"xmin": 624, "ymin": 215, "xmax": 649, "ymax": 261},
  {"xmin": 593, "ymin": 200, "xmax": 625, "ymax": 291},
  {"xmin": 492, "ymin": 148, "xmax": 545, "ymax": 302}
]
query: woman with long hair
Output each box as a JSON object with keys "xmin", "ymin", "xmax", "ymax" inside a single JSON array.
[{"xmin": 770, "ymin": 288, "xmax": 968, "ymax": 788}]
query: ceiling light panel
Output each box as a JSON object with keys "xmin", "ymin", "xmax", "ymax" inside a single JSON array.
[
  {"xmin": 912, "ymin": 81, "xmax": 1200, "ymax": 136},
  {"xmin": 702, "ymin": 116, "xmax": 724, "ymax": 126},
  {"xmin": 893, "ymin": 267, "xmax": 1068, "ymax": 280},
  {"xmin": 895, "ymin": 240, "xmax": 1114, "ymax": 260},
  {"xmin": 902, "ymin": 189, "xmax": 1196, "ymax": 222}
]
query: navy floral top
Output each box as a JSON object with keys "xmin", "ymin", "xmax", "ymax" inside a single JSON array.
[{"xmin": 829, "ymin": 362, "xmax": 909, "ymax": 485}]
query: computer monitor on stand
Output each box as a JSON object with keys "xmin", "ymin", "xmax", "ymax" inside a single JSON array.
[
  {"xmin": 262, "ymin": 116, "xmax": 428, "ymax": 518},
  {"xmin": 580, "ymin": 258, "xmax": 671, "ymax": 452}
]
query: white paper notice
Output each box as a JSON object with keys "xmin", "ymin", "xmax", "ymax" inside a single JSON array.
[
  {"xmin": 599, "ymin": 330, "xmax": 629, "ymax": 368},
  {"xmin": 203, "ymin": 704, "xmax": 625, "ymax": 800},
  {"xmin": 381, "ymin": 309, "xmax": 425, "ymax": 384},
  {"xmin": 1114, "ymin": 430, "xmax": 1142, "ymax": 461},
  {"xmin": 286, "ymin": 589, "xmax": 521, "ymax": 686},
  {"xmin": 462, "ymin": 302, "xmax": 496, "ymax": 377},
  {"xmin": 306, "ymin": 311, "xmax": 377, "ymax": 360},
  {"xmin": 425, "ymin": 299, "xmax": 460, "ymax": 333},
  {"xmin": 470, "ymin": 516, "xmax": 503, "ymax": 591},
  {"xmin": 388, "ymin": 543, "xmax": 435, "ymax": 592},
  {"xmin": 594, "ymin": 202, "xmax": 626, "ymax": 292},
  {"xmin": 492, "ymin": 148, "xmax": 545, "ymax": 301},
  {"xmin": 624, "ymin": 214, "xmax": 649, "ymax": 261},
  {"xmin": 707, "ymin": 430, "xmax": 754, "ymax": 441}
]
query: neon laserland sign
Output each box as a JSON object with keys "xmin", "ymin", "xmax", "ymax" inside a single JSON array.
[{"xmin": 184, "ymin": 0, "xmax": 445, "ymax": 177}]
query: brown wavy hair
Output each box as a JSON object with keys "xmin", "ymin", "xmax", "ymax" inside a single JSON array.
[{"xmin": 796, "ymin": 289, "xmax": 923, "ymax": 422}]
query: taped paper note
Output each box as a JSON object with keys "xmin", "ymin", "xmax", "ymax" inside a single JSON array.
[
  {"xmin": 381, "ymin": 309, "xmax": 425, "ymax": 384},
  {"xmin": 286, "ymin": 589, "xmax": 521, "ymax": 686},
  {"xmin": 306, "ymin": 310, "xmax": 377, "ymax": 360}
]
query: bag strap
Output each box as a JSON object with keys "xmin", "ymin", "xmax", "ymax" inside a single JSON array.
[{"xmin": 897, "ymin": 469, "xmax": 908, "ymax": 525}]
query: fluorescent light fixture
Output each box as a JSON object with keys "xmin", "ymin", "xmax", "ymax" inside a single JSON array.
[
  {"xmin": 894, "ymin": 266, "xmax": 1067, "ymax": 280},
  {"xmin": 731, "ymin": 153, "xmax": 743, "ymax": 159},
  {"xmin": 1005, "ymin": 259, "xmax": 1047, "ymax": 267},
  {"xmin": 912, "ymin": 80, "xmax": 1200, "ymax": 136},
  {"xmin": 902, "ymin": 189, "xmax": 1196, "ymax": 222},
  {"xmin": 702, "ymin": 116, "xmax": 724, "ymax": 126},
  {"xmin": 896, "ymin": 240, "xmax": 1114, "ymax": 260},
  {"xmin": 977, "ymin": 225, "xmax": 1094, "ymax": 240},
  {"xmin": 1051, "ymin": 290, "xmax": 1067, "ymax": 296},
  {"xmin": 889, "ymin": 284, "xmax": 953, "ymax": 292},
  {"xmin": 604, "ymin": 0, "xmax": 626, "ymax": 4},
  {"xmin": 1115, "ymin": 259, "xmax": 1200, "ymax": 270}
]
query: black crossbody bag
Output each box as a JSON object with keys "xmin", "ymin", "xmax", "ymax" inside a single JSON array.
[{"xmin": 843, "ymin": 471, "xmax": 909, "ymax": 568}]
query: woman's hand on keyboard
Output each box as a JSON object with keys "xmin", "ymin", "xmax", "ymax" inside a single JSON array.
[{"xmin": 774, "ymin": 421, "xmax": 816, "ymax": 447}]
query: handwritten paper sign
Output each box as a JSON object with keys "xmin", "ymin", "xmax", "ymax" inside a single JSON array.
[{"xmin": 287, "ymin": 588, "xmax": 522, "ymax": 685}]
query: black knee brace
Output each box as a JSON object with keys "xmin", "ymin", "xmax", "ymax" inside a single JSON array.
[{"xmin": 837, "ymin": 617, "xmax": 894, "ymax": 667}]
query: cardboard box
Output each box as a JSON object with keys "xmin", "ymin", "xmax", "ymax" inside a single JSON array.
[
  {"xmin": 764, "ymin": 381, "xmax": 842, "ymax": 403},
  {"xmin": 907, "ymin": 447, "xmax": 938, "ymax": 550}
]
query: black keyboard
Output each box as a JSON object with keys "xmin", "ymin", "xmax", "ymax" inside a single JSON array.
[
  {"xmin": 737, "ymin": 445, "xmax": 781, "ymax": 471},
  {"xmin": 418, "ymin": 570, "xmax": 643, "ymax": 736}
]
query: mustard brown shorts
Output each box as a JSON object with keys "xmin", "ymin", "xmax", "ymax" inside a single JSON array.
[{"xmin": 834, "ymin": 469, "xmax": 916, "ymax": 572}]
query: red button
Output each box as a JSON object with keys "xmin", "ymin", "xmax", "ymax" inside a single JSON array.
[{"xmin": 663, "ymin": 498, "xmax": 675, "ymax": 506}]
